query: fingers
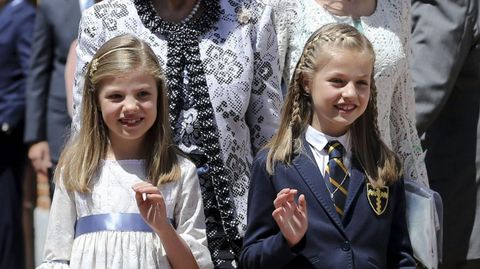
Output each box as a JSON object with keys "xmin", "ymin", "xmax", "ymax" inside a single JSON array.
[
  {"xmin": 272, "ymin": 192, "xmax": 308, "ymax": 222},
  {"xmin": 28, "ymin": 142, "xmax": 52, "ymax": 174},
  {"xmin": 298, "ymin": 194, "xmax": 307, "ymax": 214},
  {"xmin": 134, "ymin": 190, "xmax": 144, "ymax": 206},
  {"xmin": 274, "ymin": 188, "xmax": 298, "ymax": 208},
  {"xmin": 132, "ymin": 182, "xmax": 165, "ymax": 206}
]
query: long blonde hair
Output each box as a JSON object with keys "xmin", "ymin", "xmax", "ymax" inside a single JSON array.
[
  {"xmin": 267, "ymin": 24, "xmax": 402, "ymax": 186},
  {"xmin": 57, "ymin": 34, "xmax": 181, "ymax": 192}
]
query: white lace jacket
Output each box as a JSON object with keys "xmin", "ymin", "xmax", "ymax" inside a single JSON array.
[
  {"xmin": 263, "ymin": 0, "xmax": 428, "ymax": 186},
  {"xmin": 72, "ymin": 0, "xmax": 282, "ymax": 235}
]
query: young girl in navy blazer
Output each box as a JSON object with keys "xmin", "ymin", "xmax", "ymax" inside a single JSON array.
[{"xmin": 240, "ymin": 23, "xmax": 416, "ymax": 269}]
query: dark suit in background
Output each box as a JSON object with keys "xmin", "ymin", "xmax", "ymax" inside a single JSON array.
[
  {"xmin": 411, "ymin": 0, "xmax": 480, "ymax": 268},
  {"xmin": 24, "ymin": 0, "xmax": 81, "ymax": 173},
  {"xmin": 0, "ymin": 0, "xmax": 35, "ymax": 267}
]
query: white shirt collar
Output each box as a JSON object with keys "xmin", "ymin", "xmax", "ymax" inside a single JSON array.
[{"xmin": 305, "ymin": 125, "xmax": 351, "ymax": 155}]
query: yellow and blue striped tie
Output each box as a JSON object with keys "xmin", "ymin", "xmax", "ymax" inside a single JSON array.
[{"xmin": 324, "ymin": 140, "xmax": 349, "ymax": 217}]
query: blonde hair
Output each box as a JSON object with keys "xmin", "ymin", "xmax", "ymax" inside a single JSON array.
[
  {"xmin": 56, "ymin": 34, "xmax": 181, "ymax": 192},
  {"xmin": 267, "ymin": 23, "xmax": 403, "ymax": 186}
]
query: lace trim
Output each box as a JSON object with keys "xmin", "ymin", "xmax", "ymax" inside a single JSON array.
[
  {"xmin": 133, "ymin": 0, "xmax": 241, "ymax": 245},
  {"xmin": 135, "ymin": 0, "xmax": 221, "ymax": 36}
]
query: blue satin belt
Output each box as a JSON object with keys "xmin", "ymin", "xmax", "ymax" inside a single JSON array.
[{"xmin": 74, "ymin": 213, "xmax": 173, "ymax": 238}]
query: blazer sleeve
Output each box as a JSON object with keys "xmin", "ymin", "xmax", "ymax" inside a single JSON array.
[
  {"xmin": 24, "ymin": 1, "xmax": 52, "ymax": 143},
  {"xmin": 411, "ymin": 0, "xmax": 473, "ymax": 135},
  {"xmin": 387, "ymin": 179, "xmax": 417, "ymax": 269},
  {"xmin": 6, "ymin": 3, "xmax": 34, "ymax": 131},
  {"xmin": 246, "ymin": 3, "xmax": 282, "ymax": 154},
  {"xmin": 239, "ymin": 153, "xmax": 299, "ymax": 269}
]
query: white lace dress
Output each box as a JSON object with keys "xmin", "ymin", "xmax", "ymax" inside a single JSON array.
[
  {"xmin": 263, "ymin": 0, "xmax": 428, "ymax": 186},
  {"xmin": 37, "ymin": 158, "xmax": 213, "ymax": 269}
]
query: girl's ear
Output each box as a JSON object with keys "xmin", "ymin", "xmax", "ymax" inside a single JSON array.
[{"xmin": 301, "ymin": 75, "xmax": 311, "ymax": 95}]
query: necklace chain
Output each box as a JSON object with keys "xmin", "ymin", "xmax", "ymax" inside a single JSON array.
[
  {"xmin": 179, "ymin": 0, "xmax": 201, "ymax": 24},
  {"xmin": 311, "ymin": 145, "xmax": 350, "ymax": 202}
]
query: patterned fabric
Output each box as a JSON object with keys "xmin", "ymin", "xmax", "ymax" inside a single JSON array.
[
  {"xmin": 72, "ymin": 0, "xmax": 282, "ymax": 267},
  {"xmin": 324, "ymin": 140, "xmax": 349, "ymax": 217},
  {"xmin": 37, "ymin": 158, "xmax": 213, "ymax": 269},
  {"xmin": 262, "ymin": 0, "xmax": 429, "ymax": 187}
]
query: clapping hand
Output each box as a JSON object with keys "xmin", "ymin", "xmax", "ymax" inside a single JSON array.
[
  {"xmin": 132, "ymin": 182, "xmax": 170, "ymax": 233},
  {"xmin": 272, "ymin": 188, "xmax": 308, "ymax": 248}
]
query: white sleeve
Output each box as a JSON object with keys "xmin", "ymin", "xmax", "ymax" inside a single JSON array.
[
  {"xmin": 72, "ymin": 4, "xmax": 100, "ymax": 134},
  {"xmin": 36, "ymin": 178, "xmax": 76, "ymax": 268},
  {"xmin": 246, "ymin": 3, "xmax": 283, "ymax": 154},
  {"xmin": 260, "ymin": 0, "xmax": 296, "ymax": 86},
  {"xmin": 389, "ymin": 0, "xmax": 428, "ymax": 186},
  {"xmin": 175, "ymin": 160, "xmax": 214, "ymax": 269}
]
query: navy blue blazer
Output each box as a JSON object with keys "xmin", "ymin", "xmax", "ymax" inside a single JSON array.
[
  {"xmin": 0, "ymin": 0, "xmax": 35, "ymax": 131},
  {"xmin": 240, "ymin": 142, "xmax": 416, "ymax": 269}
]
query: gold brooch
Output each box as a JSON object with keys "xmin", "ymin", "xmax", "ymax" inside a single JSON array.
[{"xmin": 366, "ymin": 183, "xmax": 389, "ymax": 215}]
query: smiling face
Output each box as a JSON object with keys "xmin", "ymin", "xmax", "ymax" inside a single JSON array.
[
  {"xmin": 97, "ymin": 69, "xmax": 158, "ymax": 149},
  {"xmin": 306, "ymin": 48, "xmax": 373, "ymax": 137}
]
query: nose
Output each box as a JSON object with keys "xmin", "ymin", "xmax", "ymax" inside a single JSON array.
[
  {"xmin": 123, "ymin": 96, "xmax": 139, "ymax": 114},
  {"xmin": 342, "ymin": 82, "xmax": 357, "ymax": 98}
]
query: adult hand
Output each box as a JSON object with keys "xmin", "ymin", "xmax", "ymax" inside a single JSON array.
[
  {"xmin": 272, "ymin": 188, "xmax": 308, "ymax": 248},
  {"xmin": 28, "ymin": 141, "xmax": 52, "ymax": 175},
  {"xmin": 132, "ymin": 181, "xmax": 170, "ymax": 233}
]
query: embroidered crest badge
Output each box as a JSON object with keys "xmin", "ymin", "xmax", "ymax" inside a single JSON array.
[{"xmin": 366, "ymin": 183, "xmax": 389, "ymax": 215}]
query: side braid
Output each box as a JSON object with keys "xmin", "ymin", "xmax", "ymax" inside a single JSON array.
[{"xmin": 369, "ymin": 76, "xmax": 381, "ymax": 139}]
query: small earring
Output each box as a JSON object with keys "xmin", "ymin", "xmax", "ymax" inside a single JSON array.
[{"xmin": 303, "ymin": 88, "xmax": 311, "ymax": 96}]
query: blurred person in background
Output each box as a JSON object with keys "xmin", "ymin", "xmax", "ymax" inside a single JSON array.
[
  {"xmin": 411, "ymin": 0, "xmax": 480, "ymax": 268},
  {"xmin": 0, "ymin": 0, "xmax": 35, "ymax": 267},
  {"xmin": 24, "ymin": 0, "xmax": 93, "ymax": 195}
]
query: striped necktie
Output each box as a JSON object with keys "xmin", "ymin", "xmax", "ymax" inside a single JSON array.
[{"xmin": 324, "ymin": 140, "xmax": 350, "ymax": 217}]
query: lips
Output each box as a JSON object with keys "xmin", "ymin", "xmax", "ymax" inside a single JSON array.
[
  {"xmin": 119, "ymin": 118, "xmax": 143, "ymax": 127},
  {"xmin": 335, "ymin": 104, "xmax": 357, "ymax": 112}
]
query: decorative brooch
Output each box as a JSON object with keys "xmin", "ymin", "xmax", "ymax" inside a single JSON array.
[
  {"xmin": 237, "ymin": 6, "xmax": 253, "ymax": 25},
  {"xmin": 366, "ymin": 183, "xmax": 389, "ymax": 215}
]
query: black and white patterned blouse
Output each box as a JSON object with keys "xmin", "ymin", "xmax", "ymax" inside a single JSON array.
[{"xmin": 72, "ymin": 0, "xmax": 282, "ymax": 266}]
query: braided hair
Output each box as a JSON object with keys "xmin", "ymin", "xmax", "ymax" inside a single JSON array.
[{"xmin": 266, "ymin": 23, "xmax": 402, "ymax": 185}]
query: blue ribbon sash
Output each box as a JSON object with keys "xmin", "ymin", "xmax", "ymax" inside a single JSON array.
[{"xmin": 74, "ymin": 213, "xmax": 159, "ymax": 238}]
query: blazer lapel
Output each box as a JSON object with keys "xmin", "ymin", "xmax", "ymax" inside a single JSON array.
[
  {"xmin": 293, "ymin": 141, "xmax": 345, "ymax": 233},
  {"xmin": 343, "ymin": 162, "xmax": 365, "ymax": 218}
]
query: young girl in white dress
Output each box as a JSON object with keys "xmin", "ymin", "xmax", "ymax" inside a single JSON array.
[{"xmin": 37, "ymin": 34, "xmax": 213, "ymax": 269}]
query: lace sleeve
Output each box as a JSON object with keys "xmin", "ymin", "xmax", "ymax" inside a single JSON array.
[
  {"xmin": 261, "ymin": 0, "xmax": 300, "ymax": 90},
  {"xmin": 72, "ymin": 5, "xmax": 99, "ymax": 133},
  {"xmin": 38, "ymin": 177, "xmax": 76, "ymax": 267},
  {"xmin": 175, "ymin": 159, "xmax": 214, "ymax": 269},
  {"xmin": 389, "ymin": 0, "xmax": 428, "ymax": 186},
  {"xmin": 72, "ymin": 0, "xmax": 141, "ymax": 133},
  {"xmin": 246, "ymin": 3, "xmax": 282, "ymax": 154}
]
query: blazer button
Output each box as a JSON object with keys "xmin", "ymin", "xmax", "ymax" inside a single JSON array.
[{"xmin": 341, "ymin": 241, "xmax": 351, "ymax": 251}]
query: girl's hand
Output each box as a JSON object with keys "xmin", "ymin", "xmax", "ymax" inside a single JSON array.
[
  {"xmin": 272, "ymin": 188, "xmax": 308, "ymax": 248},
  {"xmin": 132, "ymin": 182, "xmax": 170, "ymax": 233}
]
